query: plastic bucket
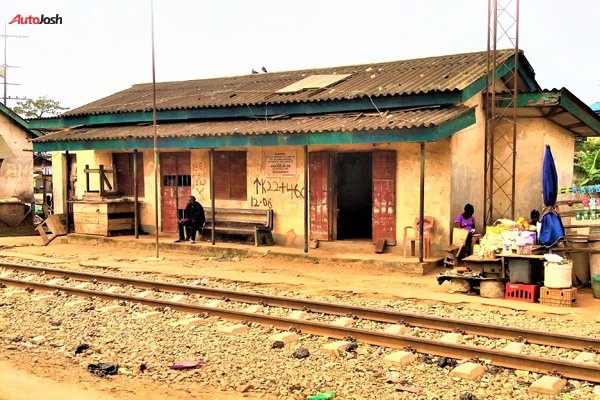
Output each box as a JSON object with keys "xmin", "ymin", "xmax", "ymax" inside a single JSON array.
[
  {"xmin": 592, "ymin": 274, "xmax": 600, "ymax": 299},
  {"xmin": 544, "ymin": 261, "xmax": 573, "ymax": 289}
]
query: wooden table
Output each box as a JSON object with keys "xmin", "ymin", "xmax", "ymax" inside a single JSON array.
[{"xmin": 462, "ymin": 255, "xmax": 504, "ymax": 278}]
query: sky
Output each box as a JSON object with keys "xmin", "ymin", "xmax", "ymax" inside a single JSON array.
[{"xmin": 1, "ymin": 0, "xmax": 599, "ymax": 111}]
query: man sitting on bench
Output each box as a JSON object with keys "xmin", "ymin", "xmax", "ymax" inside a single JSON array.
[{"xmin": 174, "ymin": 196, "xmax": 205, "ymax": 244}]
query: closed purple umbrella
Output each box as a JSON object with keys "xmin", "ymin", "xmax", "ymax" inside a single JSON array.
[{"xmin": 539, "ymin": 145, "xmax": 565, "ymax": 247}]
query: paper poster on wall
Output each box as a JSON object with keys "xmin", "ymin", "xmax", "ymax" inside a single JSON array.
[{"xmin": 265, "ymin": 152, "xmax": 296, "ymax": 177}]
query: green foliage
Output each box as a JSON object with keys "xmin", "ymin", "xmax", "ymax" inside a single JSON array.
[
  {"xmin": 12, "ymin": 96, "xmax": 68, "ymax": 119},
  {"xmin": 574, "ymin": 138, "xmax": 600, "ymax": 185}
]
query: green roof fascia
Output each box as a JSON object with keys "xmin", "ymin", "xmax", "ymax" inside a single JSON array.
[
  {"xmin": 461, "ymin": 55, "xmax": 541, "ymax": 101},
  {"xmin": 29, "ymin": 91, "xmax": 463, "ymax": 130},
  {"xmin": 559, "ymin": 89, "xmax": 600, "ymax": 136},
  {"xmin": 32, "ymin": 109, "xmax": 475, "ymax": 152},
  {"xmin": 0, "ymin": 102, "xmax": 42, "ymax": 138},
  {"xmin": 496, "ymin": 90, "xmax": 600, "ymax": 136},
  {"xmin": 496, "ymin": 91, "xmax": 560, "ymax": 108}
]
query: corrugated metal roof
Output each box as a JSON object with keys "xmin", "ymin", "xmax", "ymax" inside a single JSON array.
[
  {"xmin": 36, "ymin": 106, "xmax": 472, "ymax": 143},
  {"xmin": 63, "ymin": 50, "xmax": 516, "ymax": 117}
]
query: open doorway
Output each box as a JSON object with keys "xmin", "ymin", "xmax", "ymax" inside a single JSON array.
[{"xmin": 336, "ymin": 152, "xmax": 372, "ymax": 239}]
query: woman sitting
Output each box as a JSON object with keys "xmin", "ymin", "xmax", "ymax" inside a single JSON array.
[{"xmin": 454, "ymin": 203, "xmax": 475, "ymax": 257}]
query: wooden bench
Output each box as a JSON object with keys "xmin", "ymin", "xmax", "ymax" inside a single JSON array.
[{"xmin": 202, "ymin": 208, "xmax": 274, "ymax": 246}]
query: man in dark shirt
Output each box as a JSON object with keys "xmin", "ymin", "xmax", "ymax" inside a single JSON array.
[{"xmin": 174, "ymin": 196, "xmax": 205, "ymax": 244}]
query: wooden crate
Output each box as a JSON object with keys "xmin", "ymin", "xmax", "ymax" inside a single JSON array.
[
  {"xmin": 539, "ymin": 286, "xmax": 577, "ymax": 307},
  {"xmin": 73, "ymin": 200, "xmax": 135, "ymax": 236}
]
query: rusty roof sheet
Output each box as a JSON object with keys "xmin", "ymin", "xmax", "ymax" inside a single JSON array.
[
  {"xmin": 36, "ymin": 106, "xmax": 472, "ymax": 143},
  {"xmin": 63, "ymin": 50, "xmax": 516, "ymax": 117}
]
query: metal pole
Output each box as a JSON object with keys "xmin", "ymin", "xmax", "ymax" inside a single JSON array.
[
  {"xmin": 304, "ymin": 145, "xmax": 309, "ymax": 253},
  {"xmin": 133, "ymin": 149, "xmax": 139, "ymax": 239},
  {"xmin": 210, "ymin": 148, "xmax": 215, "ymax": 245},
  {"xmin": 150, "ymin": 0, "xmax": 159, "ymax": 258},
  {"xmin": 419, "ymin": 142, "xmax": 425, "ymax": 263},
  {"xmin": 511, "ymin": 0, "xmax": 520, "ymax": 221},
  {"xmin": 65, "ymin": 151, "xmax": 71, "ymax": 232}
]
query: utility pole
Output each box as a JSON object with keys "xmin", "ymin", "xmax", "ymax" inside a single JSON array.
[{"xmin": 1, "ymin": 23, "xmax": 28, "ymax": 105}]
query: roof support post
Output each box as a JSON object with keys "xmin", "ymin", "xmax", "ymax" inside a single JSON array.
[
  {"xmin": 134, "ymin": 149, "xmax": 139, "ymax": 239},
  {"xmin": 210, "ymin": 148, "xmax": 216, "ymax": 245},
  {"xmin": 304, "ymin": 145, "xmax": 309, "ymax": 253},
  {"xmin": 419, "ymin": 142, "xmax": 425, "ymax": 263}
]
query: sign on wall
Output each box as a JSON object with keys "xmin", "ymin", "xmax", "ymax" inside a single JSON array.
[{"xmin": 265, "ymin": 151, "xmax": 296, "ymax": 177}]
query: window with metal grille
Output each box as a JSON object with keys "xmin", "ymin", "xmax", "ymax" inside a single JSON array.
[
  {"xmin": 214, "ymin": 151, "xmax": 247, "ymax": 200},
  {"xmin": 113, "ymin": 153, "xmax": 145, "ymax": 197},
  {"xmin": 162, "ymin": 175, "xmax": 191, "ymax": 187}
]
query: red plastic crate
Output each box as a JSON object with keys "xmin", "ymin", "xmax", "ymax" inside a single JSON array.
[{"xmin": 504, "ymin": 283, "xmax": 539, "ymax": 303}]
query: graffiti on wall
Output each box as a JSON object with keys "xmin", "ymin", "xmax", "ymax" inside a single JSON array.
[
  {"xmin": 251, "ymin": 178, "xmax": 305, "ymax": 209},
  {"xmin": 191, "ymin": 161, "xmax": 208, "ymax": 200}
]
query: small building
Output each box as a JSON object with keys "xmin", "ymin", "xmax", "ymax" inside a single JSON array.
[
  {"xmin": 0, "ymin": 102, "xmax": 41, "ymax": 234},
  {"xmin": 30, "ymin": 50, "xmax": 600, "ymax": 255}
]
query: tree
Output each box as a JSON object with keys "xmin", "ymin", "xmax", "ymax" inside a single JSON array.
[
  {"xmin": 12, "ymin": 96, "xmax": 68, "ymax": 119},
  {"xmin": 574, "ymin": 138, "xmax": 600, "ymax": 185}
]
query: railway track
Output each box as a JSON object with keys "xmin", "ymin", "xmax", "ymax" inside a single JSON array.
[{"xmin": 1, "ymin": 261, "xmax": 599, "ymax": 383}]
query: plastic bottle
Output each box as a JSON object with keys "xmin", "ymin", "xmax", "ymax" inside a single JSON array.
[{"xmin": 307, "ymin": 391, "xmax": 335, "ymax": 400}]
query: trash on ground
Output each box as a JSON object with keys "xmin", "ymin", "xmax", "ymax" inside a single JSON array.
[
  {"xmin": 167, "ymin": 360, "xmax": 205, "ymax": 370},
  {"xmin": 292, "ymin": 347, "xmax": 310, "ymax": 359},
  {"xmin": 307, "ymin": 391, "xmax": 335, "ymax": 400},
  {"xmin": 75, "ymin": 343, "xmax": 90, "ymax": 354},
  {"xmin": 87, "ymin": 362, "xmax": 119, "ymax": 377},
  {"xmin": 395, "ymin": 384, "xmax": 422, "ymax": 394}
]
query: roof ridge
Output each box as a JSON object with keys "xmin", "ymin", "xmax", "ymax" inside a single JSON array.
[{"xmin": 58, "ymin": 49, "xmax": 520, "ymax": 118}]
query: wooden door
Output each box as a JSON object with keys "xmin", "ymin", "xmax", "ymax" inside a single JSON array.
[
  {"xmin": 160, "ymin": 152, "xmax": 191, "ymax": 233},
  {"xmin": 309, "ymin": 151, "xmax": 334, "ymax": 241},
  {"xmin": 372, "ymin": 150, "xmax": 396, "ymax": 245},
  {"xmin": 66, "ymin": 154, "xmax": 77, "ymax": 232}
]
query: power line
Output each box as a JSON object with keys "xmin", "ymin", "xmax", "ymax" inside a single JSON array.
[{"xmin": 1, "ymin": 23, "xmax": 28, "ymax": 105}]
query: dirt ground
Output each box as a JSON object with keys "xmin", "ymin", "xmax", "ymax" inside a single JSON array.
[{"xmin": 0, "ymin": 235, "xmax": 598, "ymax": 399}]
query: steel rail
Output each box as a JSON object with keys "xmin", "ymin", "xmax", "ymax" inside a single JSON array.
[
  {"xmin": 1, "ymin": 262, "xmax": 599, "ymax": 351},
  {"xmin": 0, "ymin": 276, "xmax": 599, "ymax": 383}
]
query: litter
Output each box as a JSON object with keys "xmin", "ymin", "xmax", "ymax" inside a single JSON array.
[
  {"xmin": 167, "ymin": 360, "xmax": 205, "ymax": 370},
  {"xmin": 395, "ymin": 384, "xmax": 422, "ymax": 394},
  {"xmin": 307, "ymin": 391, "xmax": 334, "ymax": 400},
  {"xmin": 75, "ymin": 343, "xmax": 90, "ymax": 354},
  {"xmin": 292, "ymin": 347, "xmax": 310, "ymax": 359},
  {"xmin": 87, "ymin": 362, "xmax": 119, "ymax": 377}
]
